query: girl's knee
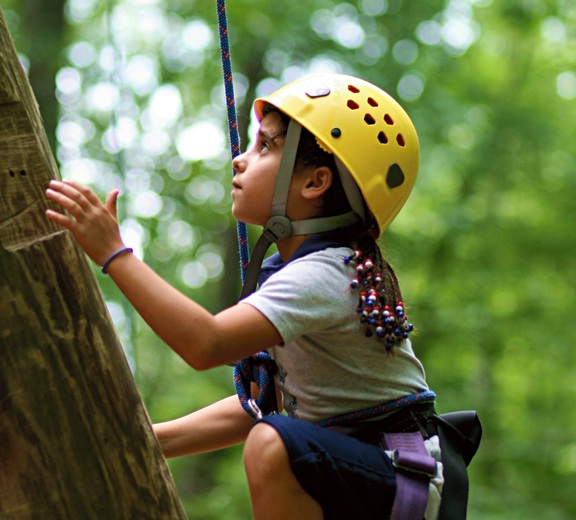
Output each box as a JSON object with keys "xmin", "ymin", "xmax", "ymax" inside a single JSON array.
[
  {"xmin": 244, "ymin": 422, "xmax": 323, "ymax": 519},
  {"xmin": 244, "ymin": 422, "xmax": 289, "ymax": 476}
]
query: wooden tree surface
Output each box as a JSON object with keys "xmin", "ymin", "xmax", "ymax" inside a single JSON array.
[{"xmin": 0, "ymin": 8, "xmax": 187, "ymax": 519}]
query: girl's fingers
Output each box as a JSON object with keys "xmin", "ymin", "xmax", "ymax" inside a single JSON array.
[
  {"xmin": 62, "ymin": 179, "xmax": 105, "ymax": 207},
  {"xmin": 45, "ymin": 208, "xmax": 73, "ymax": 229},
  {"xmin": 46, "ymin": 180, "xmax": 89, "ymax": 215},
  {"xmin": 105, "ymin": 189, "xmax": 120, "ymax": 220},
  {"xmin": 45, "ymin": 180, "xmax": 124, "ymax": 266},
  {"xmin": 45, "ymin": 187, "xmax": 82, "ymax": 216},
  {"xmin": 47, "ymin": 180, "xmax": 113, "ymax": 221}
]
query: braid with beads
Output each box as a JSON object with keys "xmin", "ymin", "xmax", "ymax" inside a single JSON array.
[{"xmin": 345, "ymin": 235, "xmax": 414, "ymax": 351}]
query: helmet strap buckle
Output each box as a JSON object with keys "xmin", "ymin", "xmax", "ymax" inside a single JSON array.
[{"xmin": 263, "ymin": 215, "xmax": 293, "ymax": 242}]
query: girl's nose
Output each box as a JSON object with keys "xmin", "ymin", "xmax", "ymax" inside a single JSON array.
[{"xmin": 232, "ymin": 152, "xmax": 247, "ymax": 173}]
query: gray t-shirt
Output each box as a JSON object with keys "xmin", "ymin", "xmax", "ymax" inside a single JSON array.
[{"xmin": 242, "ymin": 246, "xmax": 429, "ymax": 424}]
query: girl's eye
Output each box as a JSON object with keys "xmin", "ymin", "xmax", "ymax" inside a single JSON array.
[{"xmin": 258, "ymin": 141, "xmax": 270, "ymax": 153}]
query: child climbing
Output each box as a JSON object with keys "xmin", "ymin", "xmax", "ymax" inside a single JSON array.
[{"xmin": 45, "ymin": 74, "xmax": 480, "ymax": 520}]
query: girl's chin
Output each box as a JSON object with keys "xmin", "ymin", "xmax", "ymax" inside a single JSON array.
[{"xmin": 231, "ymin": 208, "xmax": 265, "ymax": 227}]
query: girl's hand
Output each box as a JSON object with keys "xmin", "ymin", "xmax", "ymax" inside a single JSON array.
[{"xmin": 45, "ymin": 179, "xmax": 126, "ymax": 266}]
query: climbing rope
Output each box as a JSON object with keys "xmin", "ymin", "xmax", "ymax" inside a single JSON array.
[
  {"xmin": 216, "ymin": 0, "xmax": 278, "ymax": 419},
  {"xmin": 233, "ymin": 352, "xmax": 278, "ymax": 419},
  {"xmin": 215, "ymin": 0, "xmax": 250, "ymax": 283}
]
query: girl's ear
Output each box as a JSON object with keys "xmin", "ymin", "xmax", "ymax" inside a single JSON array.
[{"xmin": 301, "ymin": 166, "xmax": 333, "ymax": 200}]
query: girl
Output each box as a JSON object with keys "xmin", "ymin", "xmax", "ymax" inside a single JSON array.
[{"xmin": 46, "ymin": 74, "xmax": 449, "ymax": 519}]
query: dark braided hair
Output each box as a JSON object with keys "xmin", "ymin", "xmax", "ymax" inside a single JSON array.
[
  {"xmin": 345, "ymin": 236, "xmax": 413, "ymax": 350},
  {"xmin": 264, "ymin": 105, "xmax": 413, "ymax": 348}
]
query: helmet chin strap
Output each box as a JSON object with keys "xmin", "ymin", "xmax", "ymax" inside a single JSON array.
[{"xmin": 240, "ymin": 120, "xmax": 361, "ymax": 299}]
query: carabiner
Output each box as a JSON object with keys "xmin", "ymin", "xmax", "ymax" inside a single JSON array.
[{"xmin": 247, "ymin": 398, "xmax": 263, "ymax": 420}]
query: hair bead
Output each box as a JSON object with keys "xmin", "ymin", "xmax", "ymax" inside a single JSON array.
[{"xmin": 345, "ymin": 248, "xmax": 413, "ymax": 350}]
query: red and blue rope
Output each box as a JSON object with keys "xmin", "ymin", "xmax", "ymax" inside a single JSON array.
[
  {"xmin": 233, "ymin": 352, "xmax": 278, "ymax": 418},
  {"xmin": 216, "ymin": 1, "xmax": 278, "ymax": 419},
  {"xmin": 216, "ymin": 0, "xmax": 250, "ymax": 282}
]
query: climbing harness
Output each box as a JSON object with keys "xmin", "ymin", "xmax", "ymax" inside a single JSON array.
[
  {"xmin": 385, "ymin": 431, "xmax": 439, "ymax": 520},
  {"xmin": 317, "ymin": 390, "xmax": 437, "ymax": 429}
]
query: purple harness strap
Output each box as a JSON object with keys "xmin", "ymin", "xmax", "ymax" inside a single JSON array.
[{"xmin": 384, "ymin": 432, "xmax": 437, "ymax": 520}]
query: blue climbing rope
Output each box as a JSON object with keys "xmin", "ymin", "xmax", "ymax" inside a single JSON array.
[
  {"xmin": 233, "ymin": 352, "xmax": 278, "ymax": 419},
  {"xmin": 216, "ymin": 0, "xmax": 250, "ymax": 283},
  {"xmin": 216, "ymin": 0, "xmax": 278, "ymax": 419}
]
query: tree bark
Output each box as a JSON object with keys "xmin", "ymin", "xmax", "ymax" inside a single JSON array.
[{"xmin": 0, "ymin": 8, "xmax": 187, "ymax": 519}]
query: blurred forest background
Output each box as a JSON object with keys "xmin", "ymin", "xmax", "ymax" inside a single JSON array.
[{"xmin": 3, "ymin": 0, "xmax": 575, "ymax": 518}]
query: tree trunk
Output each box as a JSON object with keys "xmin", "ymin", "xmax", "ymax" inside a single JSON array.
[{"xmin": 0, "ymin": 8, "xmax": 187, "ymax": 519}]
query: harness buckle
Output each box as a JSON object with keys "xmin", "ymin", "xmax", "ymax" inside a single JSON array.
[{"xmin": 392, "ymin": 449, "xmax": 437, "ymax": 478}]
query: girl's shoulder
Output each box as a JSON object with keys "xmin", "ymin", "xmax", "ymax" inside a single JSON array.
[{"xmin": 267, "ymin": 246, "xmax": 355, "ymax": 295}]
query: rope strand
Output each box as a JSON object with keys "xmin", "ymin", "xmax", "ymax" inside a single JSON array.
[
  {"xmin": 216, "ymin": 0, "xmax": 250, "ymax": 282},
  {"xmin": 216, "ymin": 1, "xmax": 278, "ymax": 419}
]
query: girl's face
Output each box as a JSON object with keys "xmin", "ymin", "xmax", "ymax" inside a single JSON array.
[{"xmin": 231, "ymin": 111, "xmax": 287, "ymax": 226}]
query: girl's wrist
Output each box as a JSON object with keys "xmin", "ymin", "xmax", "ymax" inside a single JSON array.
[{"xmin": 101, "ymin": 246, "xmax": 133, "ymax": 274}]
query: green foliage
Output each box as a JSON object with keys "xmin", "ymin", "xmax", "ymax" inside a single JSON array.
[{"xmin": 7, "ymin": 0, "xmax": 576, "ymax": 517}]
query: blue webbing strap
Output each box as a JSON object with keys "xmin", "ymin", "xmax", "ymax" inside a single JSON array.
[{"xmin": 317, "ymin": 390, "xmax": 437, "ymax": 428}]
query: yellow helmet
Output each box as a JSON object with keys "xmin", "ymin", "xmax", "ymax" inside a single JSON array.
[{"xmin": 254, "ymin": 74, "xmax": 420, "ymax": 236}]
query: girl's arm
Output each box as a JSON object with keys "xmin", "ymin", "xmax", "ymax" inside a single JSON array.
[
  {"xmin": 45, "ymin": 180, "xmax": 282, "ymax": 369},
  {"xmin": 98, "ymin": 250, "xmax": 279, "ymax": 369},
  {"xmin": 154, "ymin": 395, "xmax": 256, "ymax": 458}
]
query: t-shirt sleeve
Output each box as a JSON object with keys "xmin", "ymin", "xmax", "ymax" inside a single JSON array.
[{"xmin": 241, "ymin": 249, "xmax": 355, "ymax": 344}]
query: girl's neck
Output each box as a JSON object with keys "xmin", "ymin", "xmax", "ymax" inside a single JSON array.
[{"xmin": 276, "ymin": 234, "xmax": 313, "ymax": 262}]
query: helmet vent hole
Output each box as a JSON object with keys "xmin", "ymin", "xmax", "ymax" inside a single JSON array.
[
  {"xmin": 364, "ymin": 113, "xmax": 376, "ymax": 125},
  {"xmin": 384, "ymin": 114, "xmax": 394, "ymax": 125},
  {"xmin": 367, "ymin": 97, "xmax": 378, "ymax": 107},
  {"xmin": 347, "ymin": 100, "xmax": 360, "ymax": 110},
  {"xmin": 378, "ymin": 131, "xmax": 388, "ymax": 144},
  {"xmin": 396, "ymin": 134, "xmax": 405, "ymax": 147},
  {"xmin": 348, "ymin": 85, "xmax": 360, "ymax": 93},
  {"xmin": 386, "ymin": 164, "xmax": 405, "ymax": 188}
]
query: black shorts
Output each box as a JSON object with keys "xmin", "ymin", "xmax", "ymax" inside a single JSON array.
[{"xmin": 257, "ymin": 414, "xmax": 397, "ymax": 520}]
